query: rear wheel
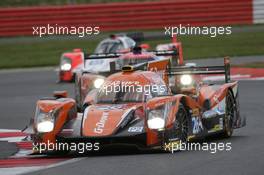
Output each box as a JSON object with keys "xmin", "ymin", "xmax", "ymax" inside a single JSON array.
[
  {"xmin": 222, "ymin": 91, "xmax": 235, "ymax": 137},
  {"xmin": 74, "ymin": 75, "xmax": 82, "ymax": 112}
]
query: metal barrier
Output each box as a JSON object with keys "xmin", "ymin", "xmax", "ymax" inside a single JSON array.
[{"xmin": 253, "ymin": 0, "xmax": 264, "ymax": 23}]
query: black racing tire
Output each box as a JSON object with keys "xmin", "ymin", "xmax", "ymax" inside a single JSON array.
[
  {"xmin": 164, "ymin": 104, "xmax": 188, "ymax": 152},
  {"xmin": 74, "ymin": 75, "xmax": 82, "ymax": 112},
  {"xmin": 222, "ymin": 90, "xmax": 235, "ymax": 138},
  {"xmin": 175, "ymin": 104, "xmax": 189, "ymax": 143}
]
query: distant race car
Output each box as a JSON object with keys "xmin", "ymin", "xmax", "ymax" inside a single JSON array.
[
  {"xmin": 58, "ymin": 34, "xmax": 137, "ymax": 82},
  {"xmin": 58, "ymin": 33, "xmax": 184, "ymax": 82},
  {"xmin": 25, "ymin": 56, "xmax": 245, "ymax": 154}
]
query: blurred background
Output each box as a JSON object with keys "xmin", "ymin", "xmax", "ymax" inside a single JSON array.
[{"xmin": 0, "ymin": 0, "xmax": 263, "ymax": 69}]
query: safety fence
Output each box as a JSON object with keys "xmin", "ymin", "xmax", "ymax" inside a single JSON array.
[{"xmin": 0, "ymin": 0, "xmax": 261, "ymax": 37}]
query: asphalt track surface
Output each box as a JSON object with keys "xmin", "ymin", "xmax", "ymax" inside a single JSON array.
[{"xmin": 0, "ymin": 57, "xmax": 264, "ymax": 175}]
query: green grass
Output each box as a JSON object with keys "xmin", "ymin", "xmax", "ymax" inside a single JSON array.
[
  {"xmin": 0, "ymin": 39, "xmax": 98, "ymax": 69},
  {"xmin": 0, "ymin": 31, "xmax": 264, "ymax": 69}
]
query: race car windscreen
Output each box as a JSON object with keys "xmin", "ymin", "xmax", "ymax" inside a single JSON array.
[
  {"xmin": 96, "ymin": 83, "xmax": 168, "ymax": 104},
  {"xmin": 95, "ymin": 40, "xmax": 124, "ymax": 53}
]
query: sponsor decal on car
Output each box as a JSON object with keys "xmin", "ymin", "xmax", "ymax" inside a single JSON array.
[
  {"xmin": 128, "ymin": 126, "xmax": 143, "ymax": 132},
  {"xmin": 192, "ymin": 116, "xmax": 203, "ymax": 134},
  {"xmin": 96, "ymin": 105, "xmax": 124, "ymax": 110},
  {"xmin": 94, "ymin": 112, "xmax": 109, "ymax": 134},
  {"xmin": 208, "ymin": 124, "xmax": 222, "ymax": 133}
]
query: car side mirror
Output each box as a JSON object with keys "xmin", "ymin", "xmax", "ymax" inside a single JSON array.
[{"xmin": 53, "ymin": 90, "xmax": 68, "ymax": 98}]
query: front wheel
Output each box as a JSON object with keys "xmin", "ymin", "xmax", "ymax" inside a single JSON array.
[
  {"xmin": 164, "ymin": 104, "xmax": 188, "ymax": 151},
  {"xmin": 175, "ymin": 104, "xmax": 189, "ymax": 143}
]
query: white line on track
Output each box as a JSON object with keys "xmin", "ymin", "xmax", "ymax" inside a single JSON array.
[
  {"xmin": 0, "ymin": 129, "xmax": 26, "ymax": 142},
  {"xmin": 0, "ymin": 137, "xmax": 27, "ymax": 142},
  {"xmin": 10, "ymin": 149, "xmax": 32, "ymax": 158},
  {"xmin": 0, "ymin": 129, "xmax": 21, "ymax": 132},
  {"xmin": 0, "ymin": 128, "xmax": 86, "ymax": 175},
  {"xmin": 0, "ymin": 158, "xmax": 85, "ymax": 175}
]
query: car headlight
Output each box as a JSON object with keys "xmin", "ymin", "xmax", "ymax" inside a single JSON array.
[
  {"xmin": 180, "ymin": 74, "xmax": 192, "ymax": 86},
  {"xmin": 61, "ymin": 63, "xmax": 72, "ymax": 71},
  {"xmin": 93, "ymin": 78, "xmax": 105, "ymax": 88},
  {"xmin": 60, "ymin": 56, "xmax": 72, "ymax": 71},
  {"xmin": 147, "ymin": 107, "xmax": 165, "ymax": 130},
  {"xmin": 35, "ymin": 109, "xmax": 55, "ymax": 133},
  {"xmin": 37, "ymin": 120, "xmax": 54, "ymax": 133}
]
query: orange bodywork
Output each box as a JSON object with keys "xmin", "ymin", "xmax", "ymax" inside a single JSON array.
[
  {"xmin": 32, "ymin": 59, "xmax": 241, "ymax": 150},
  {"xmin": 198, "ymin": 82, "xmax": 237, "ymax": 109},
  {"xmin": 33, "ymin": 98, "xmax": 76, "ymax": 144},
  {"xmin": 82, "ymin": 103, "xmax": 141, "ymax": 137}
]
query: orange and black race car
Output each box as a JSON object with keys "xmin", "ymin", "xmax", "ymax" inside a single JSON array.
[
  {"xmin": 74, "ymin": 48, "xmax": 181, "ymax": 111},
  {"xmin": 24, "ymin": 56, "xmax": 245, "ymax": 154}
]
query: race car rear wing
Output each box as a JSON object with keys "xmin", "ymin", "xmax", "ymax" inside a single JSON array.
[
  {"xmin": 84, "ymin": 53, "xmax": 122, "ymax": 60},
  {"xmin": 84, "ymin": 49, "xmax": 178, "ymax": 60},
  {"xmin": 83, "ymin": 52, "xmax": 122, "ymax": 74},
  {"xmin": 167, "ymin": 57, "xmax": 231, "ymax": 83},
  {"xmin": 83, "ymin": 49, "xmax": 178, "ymax": 73}
]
